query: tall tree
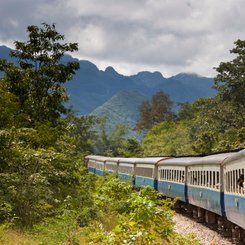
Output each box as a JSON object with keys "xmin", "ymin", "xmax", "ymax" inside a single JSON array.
[
  {"xmin": 0, "ymin": 23, "xmax": 79, "ymax": 125},
  {"xmin": 214, "ymin": 39, "xmax": 245, "ymax": 109},
  {"xmin": 136, "ymin": 91, "xmax": 172, "ymax": 131}
]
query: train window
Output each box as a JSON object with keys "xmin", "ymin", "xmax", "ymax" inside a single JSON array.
[
  {"xmin": 207, "ymin": 171, "xmax": 209, "ymax": 187},
  {"xmin": 232, "ymin": 170, "xmax": 234, "ymax": 192},
  {"xmin": 209, "ymin": 171, "xmax": 212, "ymax": 188},
  {"xmin": 225, "ymin": 172, "xmax": 228, "ymax": 192},
  {"xmin": 106, "ymin": 164, "xmax": 117, "ymax": 171},
  {"xmin": 136, "ymin": 167, "xmax": 153, "ymax": 178},
  {"xmin": 204, "ymin": 171, "xmax": 206, "ymax": 186},
  {"xmin": 228, "ymin": 171, "xmax": 231, "ymax": 192},
  {"xmin": 203, "ymin": 171, "xmax": 205, "ymax": 186},
  {"xmin": 213, "ymin": 172, "xmax": 216, "ymax": 187},
  {"xmin": 229, "ymin": 171, "xmax": 231, "ymax": 192},
  {"xmin": 118, "ymin": 165, "xmax": 133, "ymax": 174},
  {"xmin": 216, "ymin": 172, "xmax": 220, "ymax": 189},
  {"xmin": 237, "ymin": 169, "xmax": 244, "ymax": 194}
]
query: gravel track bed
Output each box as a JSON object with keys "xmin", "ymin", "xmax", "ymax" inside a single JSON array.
[{"xmin": 173, "ymin": 213, "xmax": 235, "ymax": 245}]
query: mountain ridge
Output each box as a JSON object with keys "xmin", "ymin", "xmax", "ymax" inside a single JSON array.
[{"xmin": 0, "ymin": 45, "xmax": 217, "ymax": 134}]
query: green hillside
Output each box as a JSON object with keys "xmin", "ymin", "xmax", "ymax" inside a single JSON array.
[{"xmin": 91, "ymin": 90, "xmax": 148, "ymax": 137}]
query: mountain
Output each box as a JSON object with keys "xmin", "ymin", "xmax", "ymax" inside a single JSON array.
[{"xmin": 0, "ymin": 45, "xmax": 217, "ymax": 134}]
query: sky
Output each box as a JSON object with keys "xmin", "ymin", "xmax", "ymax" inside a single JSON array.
[{"xmin": 0, "ymin": 0, "xmax": 245, "ymax": 78}]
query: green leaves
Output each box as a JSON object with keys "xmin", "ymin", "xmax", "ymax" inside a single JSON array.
[
  {"xmin": 86, "ymin": 176, "xmax": 199, "ymax": 245},
  {"xmin": 0, "ymin": 23, "xmax": 79, "ymax": 125},
  {"xmin": 214, "ymin": 39, "xmax": 245, "ymax": 108}
]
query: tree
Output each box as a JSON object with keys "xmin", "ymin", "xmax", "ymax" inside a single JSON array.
[
  {"xmin": 0, "ymin": 23, "xmax": 79, "ymax": 125},
  {"xmin": 0, "ymin": 24, "xmax": 96, "ymax": 228},
  {"xmin": 136, "ymin": 91, "xmax": 172, "ymax": 131},
  {"xmin": 214, "ymin": 39, "xmax": 245, "ymax": 109}
]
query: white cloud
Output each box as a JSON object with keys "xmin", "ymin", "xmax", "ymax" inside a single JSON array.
[{"xmin": 0, "ymin": 0, "xmax": 244, "ymax": 77}]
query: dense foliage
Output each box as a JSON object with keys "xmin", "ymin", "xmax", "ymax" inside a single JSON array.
[
  {"xmin": 0, "ymin": 23, "xmax": 95, "ymax": 228},
  {"xmin": 143, "ymin": 40, "xmax": 245, "ymax": 156}
]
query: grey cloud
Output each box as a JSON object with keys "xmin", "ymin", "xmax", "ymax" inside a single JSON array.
[{"xmin": 0, "ymin": 0, "xmax": 245, "ymax": 76}]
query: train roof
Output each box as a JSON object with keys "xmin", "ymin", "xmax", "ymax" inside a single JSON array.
[
  {"xmin": 188, "ymin": 152, "xmax": 237, "ymax": 166},
  {"xmin": 135, "ymin": 157, "xmax": 170, "ymax": 165},
  {"xmin": 105, "ymin": 157, "xmax": 125, "ymax": 163},
  {"xmin": 222, "ymin": 149, "xmax": 245, "ymax": 166},
  {"xmin": 158, "ymin": 157, "xmax": 201, "ymax": 166},
  {"xmin": 118, "ymin": 157, "xmax": 170, "ymax": 164},
  {"xmin": 85, "ymin": 155, "xmax": 109, "ymax": 162}
]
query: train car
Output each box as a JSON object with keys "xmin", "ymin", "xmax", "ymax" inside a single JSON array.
[
  {"xmin": 118, "ymin": 158, "xmax": 138, "ymax": 183},
  {"xmin": 134, "ymin": 157, "xmax": 169, "ymax": 189},
  {"xmin": 223, "ymin": 149, "xmax": 245, "ymax": 229},
  {"xmin": 85, "ymin": 155, "xmax": 108, "ymax": 175},
  {"xmin": 105, "ymin": 157, "xmax": 122, "ymax": 173},
  {"xmin": 158, "ymin": 157, "xmax": 201, "ymax": 202},
  {"xmin": 187, "ymin": 153, "xmax": 236, "ymax": 217}
]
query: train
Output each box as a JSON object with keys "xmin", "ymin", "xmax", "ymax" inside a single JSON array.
[{"xmin": 85, "ymin": 149, "xmax": 245, "ymax": 242}]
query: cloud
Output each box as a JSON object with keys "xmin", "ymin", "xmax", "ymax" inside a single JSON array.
[{"xmin": 0, "ymin": 0, "xmax": 244, "ymax": 77}]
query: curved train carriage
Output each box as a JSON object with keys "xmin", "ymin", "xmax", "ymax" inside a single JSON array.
[
  {"xmin": 223, "ymin": 149, "xmax": 245, "ymax": 229},
  {"xmin": 187, "ymin": 153, "xmax": 236, "ymax": 217},
  {"xmin": 157, "ymin": 157, "xmax": 201, "ymax": 202},
  {"xmin": 85, "ymin": 155, "xmax": 108, "ymax": 175},
  {"xmin": 117, "ymin": 157, "xmax": 137, "ymax": 182},
  {"xmin": 134, "ymin": 157, "xmax": 169, "ymax": 189},
  {"xmin": 85, "ymin": 149, "xmax": 245, "ymax": 233}
]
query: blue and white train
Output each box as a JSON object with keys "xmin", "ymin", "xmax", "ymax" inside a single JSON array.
[{"xmin": 85, "ymin": 149, "xmax": 245, "ymax": 242}]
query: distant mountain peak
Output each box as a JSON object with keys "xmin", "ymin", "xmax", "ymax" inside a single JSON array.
[
  {"xmin": 136, "ymin": 71, "xmax": 164, "ymax": 79},
  {"xmin": 105, "ymin": 66, "xmax": 119, "ymax": 76},
  {"xmin": 174, "ymin": 72, "xmax": 203, "ymax": 78}
]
